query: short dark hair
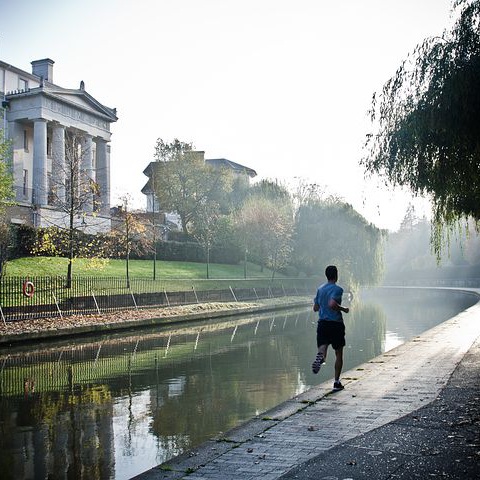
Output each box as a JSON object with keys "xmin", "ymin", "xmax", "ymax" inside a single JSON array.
[{"xmin": 325, "ymin": 265, "xmax": 338, "ymax": 281}]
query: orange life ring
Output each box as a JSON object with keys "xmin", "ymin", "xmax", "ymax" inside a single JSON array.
[{"xmin": 22, "ymin": 280, "xmax": 35, "ymax": 298}]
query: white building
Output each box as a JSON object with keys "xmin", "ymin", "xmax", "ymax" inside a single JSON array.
[{"xmin": 0, "ymin": 58, "xmax": 117, "ymax": 233}]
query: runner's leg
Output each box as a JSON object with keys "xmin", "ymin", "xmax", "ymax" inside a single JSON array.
[{"xmin": 334, "ymin": 347, "xmax": 343, "ymax": 381}]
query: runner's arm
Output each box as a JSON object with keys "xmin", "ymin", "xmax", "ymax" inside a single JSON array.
[{"xmin": 328, "ymin": 298, "xmax": 349, "ymax": 314}]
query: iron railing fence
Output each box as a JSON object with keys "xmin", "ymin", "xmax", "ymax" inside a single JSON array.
[{"xmin": 0, "ymin": 276, "xmax": 317, "ymax": 322}]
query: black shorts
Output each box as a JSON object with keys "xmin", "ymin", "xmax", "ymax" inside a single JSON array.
[{"xmin": 316, "ymin": 320, "xmax": 345, "ymax": 350}]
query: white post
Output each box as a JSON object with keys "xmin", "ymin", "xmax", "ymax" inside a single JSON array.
[
  {"xmin": 91, "ymin": 290, "xmax": 101, "ymax": 314},
  {"xmin": 130, "ymin": 289, "xmax": 138, "ymax": 310},
  {"xmin": 52, "ymin": 292, "xmax": 64, "ymax": 320},
  {"xmin": 229, "ymin": 286, "xmax": 238, "ymax": 302},
  {"xmin": 164, "ymin": 288, "xmax": 170, "ymax": 307},
  {"xmin": 192, "ymin": 286, "xmax": 199, "ymax": 303},
  {"xmin": 0, "ymin": 305, "xmax": 6, "ymax": 326}
]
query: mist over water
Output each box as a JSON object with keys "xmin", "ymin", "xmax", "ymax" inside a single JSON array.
[{"xmin": 0, "ymin": 288, "xmax": 475, "ymax": 479}]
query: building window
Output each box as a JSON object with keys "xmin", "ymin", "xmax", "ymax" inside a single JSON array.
[
  {"xmin": 47, "ymin": 173, "xmax": 55, "ymax": 205},
  {"xmin": 23, "ymin": 130, "xmax": 29, "ymax": 152},
  {"xmin": 47, "ymin": 136, "xmax": 52, "ymax": 156},
  {"xmin": 23, "ymin": 169, "xmax": 28, "ymax": 197},
  {"xmin": 18, "ymin": 78, "xmax": 28, "ymax": 91}
]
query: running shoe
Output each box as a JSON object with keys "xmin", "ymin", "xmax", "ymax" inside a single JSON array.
[
  {"xmin": 311, "ymin": 353, "xmax": 324, "ymax": 374},
  {"xmin": 333, "ymin": 381, "xmax": 344, "ymax": 391}
]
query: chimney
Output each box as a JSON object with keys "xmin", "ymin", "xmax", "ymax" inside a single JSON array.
[{"xmin": 31, "ymin": 58, "xmax": 54, "ymax": 83}]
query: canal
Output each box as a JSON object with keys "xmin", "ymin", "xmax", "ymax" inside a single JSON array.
[{"xmin": 0, "ymin": 288, "xmax": 476, "ymax": 479}]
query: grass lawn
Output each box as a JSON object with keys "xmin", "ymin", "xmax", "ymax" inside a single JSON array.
[{"xmin": 4, "ymin": 256, "xmax": 278, "ymax": 279}]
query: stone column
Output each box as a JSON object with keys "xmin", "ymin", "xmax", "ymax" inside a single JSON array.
[
  {"xmin": 32, "ymin": 119, "xmax": 48, "ymax": 206},
  {"xmin": 95, "ymin": 138, "xmax": 110, "ymax": 215},
  {"xmin": 52, "ymin": 124, "xmax": 66, "ymax": 205},
  {"xmin": 8, "ymin": 121, "xmax": 23, "ymax": 200},
  {"xmin": 81, "ymin": 134, "xmax": 94, "ymax": 212}
]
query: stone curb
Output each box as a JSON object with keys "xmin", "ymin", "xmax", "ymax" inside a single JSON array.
[{"xmin": 0, "ymin": 300, "xmax": 310, "ymax": 346}]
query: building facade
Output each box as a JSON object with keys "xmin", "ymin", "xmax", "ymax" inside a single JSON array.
[{"xmin": 1, "ymin": 58, "xmax": 117, "ymax": 233}]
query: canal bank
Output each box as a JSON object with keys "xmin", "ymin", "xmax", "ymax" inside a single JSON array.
[
  {"xmin": 134, "ymin": 289, "xmax": 480, "ymax": 480},
  {"xmin": 0, "ymin": 296, "xmax": 310, "ymax": 346}
]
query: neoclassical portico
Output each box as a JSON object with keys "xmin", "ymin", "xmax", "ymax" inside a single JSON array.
[
  {"xmin": 30, "ymin": 121, "xmax": 111, "ymax": 214},
  {"xmin": 1, "ymin": 58, "xmax": 117, "ymax": 232}
]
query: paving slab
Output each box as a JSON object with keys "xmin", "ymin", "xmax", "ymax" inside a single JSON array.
[{"xmin": 133, "ymin": 289, "xmax": 480, "ymax": 480}]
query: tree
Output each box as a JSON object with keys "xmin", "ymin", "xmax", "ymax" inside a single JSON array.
[
  {"xmin": 33, "ymin": 131, "xmax": 101, "ymax": 286},
  {"xmin": 0, "ymin": 133, "xmax": 13, "ymax": 212},
  {"xmin": 384, "ymin": 212, "xmax": 434, "ymax": 282},
  {"xmin": 152, "ymin": 138, "xmax": 233, "ymax": 233},
  {"xmin": 266, "ymin": 199, "xmax": 294, "ymax": 279},
  {"xmin": 229, "ymin": 171, "xmax": 252, "ymax": 211},
  {"xmin": 248, "ymin": 178, "xmax": 291, "ymax": 202},
  {"xmin": 293, "ymin": 197, "xmax": 384, "ymax": 286},
  {"xmin": 290, "ymin": 179, "xmax": 325, "ymax": 212},
  {"xmin": 362, "ymin": 0, "xmax": 480, "ymax": 254},
  {"xmin": 0, "ymin": 222, "xmax": 12, "ymax": 277},
  {"xmin": 191, "ymin": 201, "xmax": 221, "ymax": 279},
  {"xmin": 235, "ymin": 180, "xmax": 294, "ymax": 278},
  {"xmin": 108, "ymin": 195, "xmax": 152, "ymax": 287},
  {"xmin": 399, "ymin": 203, "xmax": 420, "ymax": 231},
  {"xmin": 0, "ymin": 125, "xmax": 13, "ymax": 277},
  {"xmin": 235, "ymin": 194, "xmax": 294, "ymax": 278}
]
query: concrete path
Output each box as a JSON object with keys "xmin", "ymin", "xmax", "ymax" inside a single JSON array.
[{"xmin": 134, "ymin": 289, "xmax": 480, "ymax": 480}]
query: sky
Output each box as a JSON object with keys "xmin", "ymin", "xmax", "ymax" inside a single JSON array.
[{"xmin": 1, "ymin": 0, "xmax": 454, "ymax": 231}]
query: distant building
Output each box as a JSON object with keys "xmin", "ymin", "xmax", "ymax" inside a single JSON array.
[
  {"xmin": 0, "ymin": 58, "xmax": 118, "ymax": 233},
  {"xmin": 141, "ymin": 151, "xmax": 257, "ymax": 230},
  {"xmin": 204, "ymin": 158, "xmax": 257, "ymax": 177}
]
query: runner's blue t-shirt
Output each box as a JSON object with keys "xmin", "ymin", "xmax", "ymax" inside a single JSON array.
[{"xmin": 314, "ymin": 282, "xmax": 344, "ymax": 322}]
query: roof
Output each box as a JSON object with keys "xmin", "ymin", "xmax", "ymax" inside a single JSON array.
[
  {"xmin": 6, "ymin": 84, "xmax": 118, "ymax": 123},
  {"xmin": 205, "ymin": 158, "xmax": 257, "ymax": 177},
  {"xmin": 45, "ymin": 85, "xmax": 118, "ymax": 121},
  {"xmin": 1, "ymin": 59, "xmax": 117, "ymax": 122},
  {"xmin": 141, "ymin": 162, "xmax": 160, "ymax": 194},
  {"xmin": 0, "ymin": 60, "xmax": 41, "ymax": 83}
]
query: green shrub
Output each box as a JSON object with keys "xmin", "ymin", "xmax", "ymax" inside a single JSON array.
[{"xmin": 10, "ymin": 224, "xmax": 36, "ymax": 258}]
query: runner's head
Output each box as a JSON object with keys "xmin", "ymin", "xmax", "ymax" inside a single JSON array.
[{"xmin": 325, "ymin": 265, "xmax": 338, "ymax": 282}]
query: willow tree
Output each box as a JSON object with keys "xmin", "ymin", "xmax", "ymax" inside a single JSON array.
[{"xmin": 362, "ymin": 0, "xmax": 480, "ymax": 255}]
